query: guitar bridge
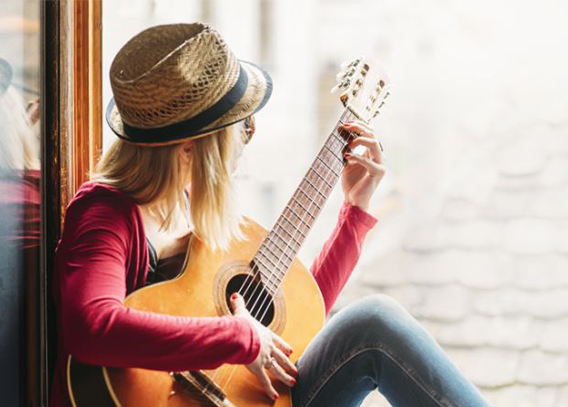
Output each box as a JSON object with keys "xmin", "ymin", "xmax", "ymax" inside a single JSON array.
[{"xmin": 171, "ymin": 371, "xmax": 236, "ymax": 407}]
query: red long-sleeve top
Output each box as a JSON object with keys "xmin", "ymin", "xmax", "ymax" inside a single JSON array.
[{"xmin": 50, "ymin": 181, "xmax": 377, "ymax": 407}]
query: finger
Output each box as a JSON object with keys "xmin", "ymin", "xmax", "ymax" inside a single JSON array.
[
  {"xmin": 267, "ymin": 357, "xmax": 296, "ymax": 387},
  {"xmin": 255, "ymin": 367, "xmax": 279, "ymax": 400},
  {"xmin": 345, "ymin": 153, "xmax": 386, "ymax": 178},
  {"xmin": 339, "ymin": 121, "xmax": 374, "ymax": 138},
  {"xmin": 350, "ymin": 120, "xmax": 375, "ymax": 134},
  {"xmin": 270, "ymin": 332, "xmax": 293, "ymax": 356},
  {"xmin": 230, "ymin": 293, "xmax": 248, "ymax": 317},
  {"xmin": 339, "ymin": 119, "xmax": 373, "ymax": 131},
  {"xmin": 272, "ymin": 347, "xmax": 298, "ymax": 378},
  {"xmin": 347, "ymin": 136, "xmax": 383, "ymax": 164}
]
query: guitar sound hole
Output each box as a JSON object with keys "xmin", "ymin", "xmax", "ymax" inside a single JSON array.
[{"xmin": 226, "ymin": 274, "xmax": 275, "ymax": 327}]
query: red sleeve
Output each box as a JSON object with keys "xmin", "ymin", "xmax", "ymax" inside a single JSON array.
[
  {"xmin": 55, "ymin": 195, "xmax": 260, "ymax": 371},
  {"xmin": 310, "ymin": 201, "xmax": 378, "ymax": 315}
]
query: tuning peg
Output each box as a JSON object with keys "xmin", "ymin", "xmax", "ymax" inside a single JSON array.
[
  {"xmin": 340, "ymin": 57, "xmax": 362, "ymax": 70},
  {"xmin": 331, "ymin": 82, "xmax": 348, "ymax": 94},
  {"xmin": 331, "ymin": 76, "xmax": 352, "ymax": 93}
]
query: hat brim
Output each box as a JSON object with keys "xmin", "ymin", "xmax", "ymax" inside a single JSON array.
[{"xmin": 105, "ymin": 60, "xmax": 272, "ymax": 146}]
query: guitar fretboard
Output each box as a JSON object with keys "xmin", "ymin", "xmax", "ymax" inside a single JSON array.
[{"xmin": 251, "ymin": 108, "xmax": 359, "ymax": 295}]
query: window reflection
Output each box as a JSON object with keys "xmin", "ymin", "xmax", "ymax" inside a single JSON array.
[{"xmin": 0, "ymin": 0, "xmax": 41, "ymax": 405}]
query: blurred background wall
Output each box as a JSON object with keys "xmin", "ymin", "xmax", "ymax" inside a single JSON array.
[{"xmin": 102, "ymin": 1, "xmax": 568, "ymax": 406}]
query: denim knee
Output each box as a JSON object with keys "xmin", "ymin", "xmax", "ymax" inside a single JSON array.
[{"xmin": 333, "ymin": 294, "xmax": 425, "ymax": 350}]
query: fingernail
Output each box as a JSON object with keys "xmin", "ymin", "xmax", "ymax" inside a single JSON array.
[
  {"xmin": 231, "ymin": 293, "xmax": 238, "ymax": 300},
  {"xmin": 273, "ymin": 393, "xmax": 279, "ymax": 400},
  {"xmin": 291, "ymin": 378, "xmax": 296, "ymax": 385}
]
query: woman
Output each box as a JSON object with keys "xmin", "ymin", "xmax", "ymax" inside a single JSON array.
[{"xmin": 51, "ymin": 23, "xmax": 491, "ymax": 407}]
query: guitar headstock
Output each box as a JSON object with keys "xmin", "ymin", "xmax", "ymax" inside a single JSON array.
[{"xmin": 331, "ymin": 57, "xmax": 391, "ymax": 123}]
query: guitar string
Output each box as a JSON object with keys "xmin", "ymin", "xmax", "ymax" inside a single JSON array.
[
  {"xmin": 217, "ymin": 113, "xmax": 356, "ymax": 392},
  {"xmin": 201, "ymin": 102, "xmax": 363, "ymax": 394},
  {"xmin": 246, "ymin": 109, "xmax": 353, "ymax": 319},
  {"xmin": 224, "ymin": 114, "xmax": 349, "ymax": 329},
  {"xmin": 229, "ymin": 65, "xmax": 379, "ymax": 328},
  {"xmin": 248, "ymin": 74, "xmax": 388, "ymax": 318},
  {"xmin": 215, "ymin": 109, "xmax": 357, "ymax": 392},
  {"xmin": 231, "ymin": 67, "xmax": 376, "ymax": 319},
  {"xmin": 234, "ymin": 107, "xmax": 353, "ymax": 325},
  {"xmin": 245, "ymin": 109, "xmax": 356, "ymax": 321}
]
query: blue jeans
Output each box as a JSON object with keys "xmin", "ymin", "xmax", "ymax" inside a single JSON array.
[{"xmin": 291, "ymin": 295, "xmax": 492, "ymax": 407}]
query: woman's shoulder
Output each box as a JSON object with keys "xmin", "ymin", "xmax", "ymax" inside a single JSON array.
[
  {"xmin": 65, "ymin": 181, "xmax": 138, "ymax": 221},
  {"xmin": 70, "ymin": 181, "xmax": 133, "ymax": 205}
]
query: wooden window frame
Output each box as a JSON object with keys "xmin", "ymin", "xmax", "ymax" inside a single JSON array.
[{"xmin": 42, "ymin": 0, "xmax": 102, "ymax": 404}]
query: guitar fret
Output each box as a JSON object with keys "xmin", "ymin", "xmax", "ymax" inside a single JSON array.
[
  {"xmin": 259, "ymin": 271, "xmax": 279, "ymax": 292},
  {"xmin": 275, "ymin": 224, "xmax": 303, "ymax": 245},
  {"xmin": 256, "ymin": 249, "xmax": 278, "ymax": 269},
  {"xmin": 278, "ymin": 216, "xmax": 300, "ymax": 238},
  {"xmin": 251, "ymin": 260, "xmax": 281, "ymax": 293},
  {"xmin": 280, "ymin": 213, "xmax": 307, "ymax": 238},
  {"xmin": 297, "ymin": 186, "xmax": 322, "ymax": 210},
  {"xmin": 252, "ymin": 260, "xmax": 279, "ymax": 292},
  {"xmin": 265, "ymin": 235, "xmax": 294, "ymax": 263},
  {"xmin": 290, "ymin": 197, "xmax": 316, "ymax": 220},
  {"xmin": 303, "ymin": 178, "xmax": 327, "ymax": 200},
  {"xmin": 285, "ymin": 205, "xmax": 312, "ymax": 228},
  {"xmin": 309, "ymin": 168, "xmax": 333, "ymax": 189},
  {"xmin": 268, "ymin": 232, "xmax": 298, "ymax": 252},
  {"xmin": 272, "ymin": 234, "xmax": 301, "ymax": 259},
  {"xmin": 323, "ymin": 144, "xmax": 344, "ymax": 161},
  {"xmin": 331, "ymin": 131, "xmax": 347, "ymax": 145},
  {"xmin": 316, "ymin": 156, "xmax": 340, "ymax": 177}
]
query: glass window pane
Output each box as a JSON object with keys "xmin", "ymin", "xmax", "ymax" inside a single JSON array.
[{"xmin": 0, "ymin": 0, "xmax": 41, "ymax": 405}]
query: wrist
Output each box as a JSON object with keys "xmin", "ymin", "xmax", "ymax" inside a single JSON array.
[
  {"xmin": 233, "ymin": 315, "xmax": 261, "ymax": 364},
  {"xmin": 347, "ymin": 197, "xmax": 370, "ymax": 212}
]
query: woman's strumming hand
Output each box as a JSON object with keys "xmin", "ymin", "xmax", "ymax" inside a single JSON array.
[
  {"xmin": 338, "ymin": 120, "xmax": 386, "ymax": 212},
  {"xmin": 230, "ymin": 293, "xmax": 298, "ymax": 401}
]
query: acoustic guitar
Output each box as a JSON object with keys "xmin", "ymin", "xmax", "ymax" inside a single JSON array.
[{"xmin": 67, "ymin": 57, "xmax": 391, "ymax": 407}]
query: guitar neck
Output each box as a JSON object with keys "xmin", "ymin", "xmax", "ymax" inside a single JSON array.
[{"xmin": 251, "ymin": 107, "xmax": 359, "ymax": 294}]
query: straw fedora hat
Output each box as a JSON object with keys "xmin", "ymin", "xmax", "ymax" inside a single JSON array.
[{"xmin": 106, "ymin": 22, "xmax": 272, "ymax": 145}]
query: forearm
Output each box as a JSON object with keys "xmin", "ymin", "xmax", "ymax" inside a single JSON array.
[
  {"xmin": 310, "ymin": 201, "xmax": 378, "ymax": 315},
  {"xmin": 62, "ymin": 297, "xmax": 259, "ymax": 371}
]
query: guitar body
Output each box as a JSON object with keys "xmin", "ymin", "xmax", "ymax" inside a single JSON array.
[{"xmin": 67, "ymin": 217, "xmax": 326, "ymax": 407}]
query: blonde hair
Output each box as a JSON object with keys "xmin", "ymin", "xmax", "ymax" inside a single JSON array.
[
  {"xmin": 0, "ymin": 87, "xmax": 40, "ymax": 172},
  {"xmin": 91, "ymin": 124, "xmax": 246, "ymax": 252}
]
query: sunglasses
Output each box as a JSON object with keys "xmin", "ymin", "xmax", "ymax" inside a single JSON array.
[{"xmin": 242, "ymin": 115, "xmax": 256, "ymax": 145}]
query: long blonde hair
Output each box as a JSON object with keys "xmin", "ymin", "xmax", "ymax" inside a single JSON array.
[
  {"xmin": 91, "ymin": 124, "xmax": 245, "ymax": 252},
  {"xmin": 0, "ymin": 87, "xmax": 40, "ymax": 172}
]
